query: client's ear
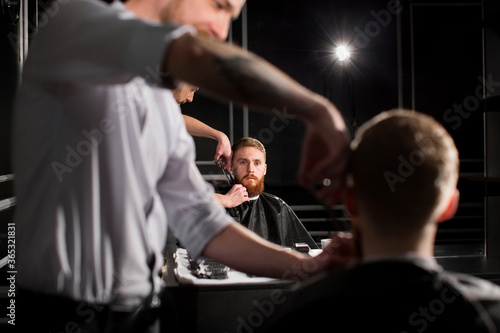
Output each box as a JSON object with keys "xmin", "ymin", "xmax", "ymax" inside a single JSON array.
[{"xmin": 437, "ymin": 189, "xmax": 460, "ymax": 223}]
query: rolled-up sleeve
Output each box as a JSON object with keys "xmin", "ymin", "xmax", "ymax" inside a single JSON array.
[
  {"xmin": 24, "ymin": 0, "xmax": 195, "ymax": 86},
  {"xmin": 158, "ymin": 128, "xmax": 234, "ymax": 259}
]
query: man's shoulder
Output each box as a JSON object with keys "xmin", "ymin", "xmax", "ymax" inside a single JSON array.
[
  {"xmin": 261, "ymin": 192, "xmax": 287, "ymax": 204},
  {"xmin": 442, "ymin": 270, "xmax": 500, "ymax": 302},
  {"xmin": 269, "ymin": 263, "xmax": 500, "ymax": 331},
  {"xmin": 260, "ymin": 192, "xmax": 296, "ymax": 213}
]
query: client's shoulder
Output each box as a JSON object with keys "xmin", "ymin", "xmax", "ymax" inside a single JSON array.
[
  {"xmin": 261, "ymin": 192, "xmax": 286, "ymax": 203},
  {"xmin": 442, "ymin": 270, "xmax": 500, "ymax": 301}
]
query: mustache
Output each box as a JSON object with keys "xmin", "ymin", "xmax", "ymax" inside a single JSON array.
[{"xmin": 243, "ymin": 174, "xmax": 258, "ymax": 180}]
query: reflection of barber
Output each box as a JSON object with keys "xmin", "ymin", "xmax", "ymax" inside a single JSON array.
[
  {"xmin": 174, "ymin": 83, "xmax": 232, "ymax": 168},
  {"xmin": 173, "ymin": 82, "xmax": 198, "ymax": 105},
  {"xmin": 216, "ymin": 138, "xmax": 318, "ymax": 249},
  {"xmin": 166, "ymin": 83, "xmax": 232, "ymax": 254}
]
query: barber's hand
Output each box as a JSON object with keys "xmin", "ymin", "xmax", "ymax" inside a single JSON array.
[
  {"xmin": 218, "ymin": 184, "xmax": 249, "ymax": 208},
  {"xmin": 298, "ymin": 105, "xmax": 351, "ymax": 205},
  {"xmin": 214, "ymin": 131, "xmax": 232, "ymax": 170},
  {"xmin": 304, "ymin": 232, "xmax": 358, "ymax": 276}
]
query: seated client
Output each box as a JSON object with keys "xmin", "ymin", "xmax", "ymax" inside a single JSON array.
[
  {"xmin": 260, "ymin": 109, "xmax": 500, "ymax": 332},
  {"xmin": 216, "ymin": 137, "xmax": 318, "ymax": 249}
]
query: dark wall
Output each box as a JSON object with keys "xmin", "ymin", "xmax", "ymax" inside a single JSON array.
[
  {"xmin": 249, "ymin": 0, "xmax": 400, "ymax": 182},
  {"xmin": 484, "ymin": 0, "xmax": 500, "ymax": 259},
  {"xmin": 186, "ymin": 0, "xmax": 402, "ymax": 184},
  {"xmin": 0, "ymin": 4, "xmax": 19, "ymax": 175}
]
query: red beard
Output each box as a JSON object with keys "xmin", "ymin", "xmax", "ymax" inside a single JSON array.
[{"xmin": 238, "ymin": 174, "xmax": 265, "ymax": 197}]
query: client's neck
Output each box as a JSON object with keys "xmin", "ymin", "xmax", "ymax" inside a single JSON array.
[{"xmin": 358, "ymin": 218, "xmax": 437, "ymax": 259}]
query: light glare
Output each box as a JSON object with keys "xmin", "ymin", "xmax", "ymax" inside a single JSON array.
[{"xmin": 336, "ymin": 45, "xmax": 350, "ymax": 62}]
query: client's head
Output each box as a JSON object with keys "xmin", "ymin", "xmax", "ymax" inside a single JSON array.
[
  {"xmin": 347, "ymin": 109, "xmax": 459, "ymax": 248},
  {"xmin": 231, "ymin": 137, "xmax": 267, "ymax": 197}
]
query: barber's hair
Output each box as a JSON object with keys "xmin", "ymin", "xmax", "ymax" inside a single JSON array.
[
  {"xmin": 350, "ymin": 109, "xmax": 459, "ymax": 235},
  {"xmin": 232, "ymin": 137, "xmax": 266, "ymax": 162}
]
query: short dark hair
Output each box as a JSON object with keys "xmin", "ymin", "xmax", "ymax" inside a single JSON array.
[{"xmin": 350, "ymin": 109, "xmax": 459, "ymax": 235}]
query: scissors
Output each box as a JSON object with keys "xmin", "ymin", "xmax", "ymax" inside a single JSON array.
[{"xmin": 216, "ymin": 160, "xmax": 234, "ymax": 186}]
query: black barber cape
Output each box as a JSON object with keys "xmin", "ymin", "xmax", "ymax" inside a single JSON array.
[
  {"xmin": 259, "ymin": 259, "xmax": 500, "ymax": 332},
  {"xmin": 227, "ymin": 192, "xmax": 318, "ymax": 249}
]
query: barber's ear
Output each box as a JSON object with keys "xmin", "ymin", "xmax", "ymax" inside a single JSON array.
[
  {"xmin": 264, "ymin": 164, "xmax": 267, "ymax": 175},
  {"xmin": 437, "ymin": 189, "xmax": 460, "ymax": 223},
  {"xmin": 343, "ymin": 187, "xmax": 357, "ymax": 218}
]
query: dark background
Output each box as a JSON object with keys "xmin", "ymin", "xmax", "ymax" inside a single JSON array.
[
  {"xmin": 185, "ymin": 0, "xmax": 487, "ymax": 183},
  {"xmin": 1, "ymin": 0, "xmax": 499, "ymax": 257}
]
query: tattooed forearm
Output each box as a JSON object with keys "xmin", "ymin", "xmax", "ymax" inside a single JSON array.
[
  {"xmin": 206, "ymin": 52, "xmax": 292, "ymax": 106},
  {"xmin": 166, "ymin": 33, "xmax": 324, "ymax": 119}
]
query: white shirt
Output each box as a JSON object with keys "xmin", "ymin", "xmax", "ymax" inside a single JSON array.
[{"xmin": 13, "ymin": 0, "xmax": 233, "ymax": 307}]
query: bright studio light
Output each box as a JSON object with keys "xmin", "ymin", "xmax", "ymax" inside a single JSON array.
[{"xmin": 335, "ymin": 45, "xmax": 351, "ymax": 62}]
